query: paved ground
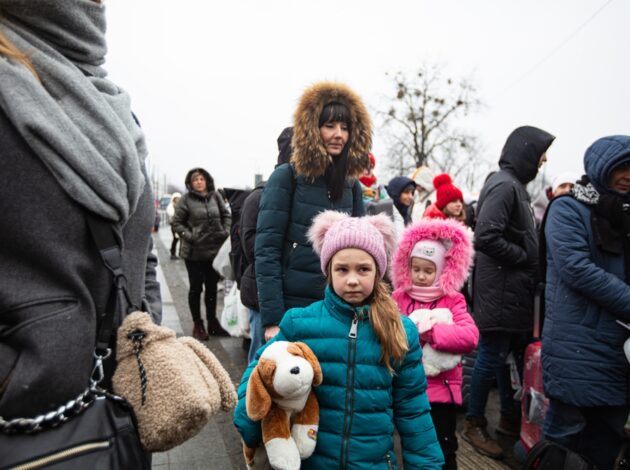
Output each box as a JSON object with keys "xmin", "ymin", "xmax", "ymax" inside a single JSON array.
[{"xmin": 150, "ymin": 228, "xmax": 520, "ymax": 469}]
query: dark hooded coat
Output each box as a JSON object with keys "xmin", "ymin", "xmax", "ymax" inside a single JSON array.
[
  {"xmin": 171, "ymin": 168, "xmax": 231, "ymax": 262},
  {"xmin": 386, "ymin": 176, "xmax": 416, "ymax": 226},
  {"xmin": 255, "ymin": 82, "xmax": 369, "ymax": 328},
  {"xmin": 473, "ymin": 126, "xmax": 555, "ymax": 333}
]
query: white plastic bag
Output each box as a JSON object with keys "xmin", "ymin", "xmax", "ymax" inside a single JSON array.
[
  {"xmin": 220, "ymin": 284, "xmax": 250, "ymax": 338},
  {"xmin": 212, "ymin": 238, "xmax": 232, "ymax": 279}
]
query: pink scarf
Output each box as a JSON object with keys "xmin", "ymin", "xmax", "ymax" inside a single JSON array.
[{"xmin": 406, "ymin": 284, "xmax": 445, "ymax": 303}]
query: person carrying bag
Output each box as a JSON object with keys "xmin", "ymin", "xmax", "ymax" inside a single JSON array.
[{"xmin": 0, "ymin": 215, "xmax": 150, "ymax": 469}]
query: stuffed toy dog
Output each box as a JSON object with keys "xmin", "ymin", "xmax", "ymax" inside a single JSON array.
[
  {"xmin": 409, "ymin": 307, "xmax": 461, "ymax": 377},
  {"xmin": 243, "ymin": 341, "xmax": 322, "ymax": 470}
]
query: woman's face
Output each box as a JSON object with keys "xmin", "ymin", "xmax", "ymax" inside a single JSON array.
[
  {"xmin": 608, "ymin": 163, "xmax": 630, "ymax": 193},
  {"xmin": 320, "ymin": 121, "xmax": 349, "ymax": 157},
  {"xmin": 330, "ymin": 248, "xmax": 376, "ymax": 306},
  {"xmin": 191, "ymin": 173, "xmax": 207, "ymax": 193}
]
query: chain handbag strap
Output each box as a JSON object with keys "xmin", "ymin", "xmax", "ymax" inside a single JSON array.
[{"xmin": 0, "ymin": 213, "xmax": 135, "ymax": 435}]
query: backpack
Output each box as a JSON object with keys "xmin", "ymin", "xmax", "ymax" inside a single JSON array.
[{"xmin": 521, "ymin": 440, "xmax": 596, "ymax": 470}]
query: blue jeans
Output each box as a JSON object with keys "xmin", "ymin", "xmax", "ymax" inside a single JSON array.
[
  {"xmin": 467, "ymin": 331, "xmax": 529, "ymax": 419},
  {"xmin": 543, "ymin": 398, "xmax": 629, "ymax": 470},
  {"xmin": 247, "ymin": 309, "xmax": 264, "ymax": 364}
]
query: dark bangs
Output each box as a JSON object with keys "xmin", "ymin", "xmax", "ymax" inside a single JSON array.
[{"xmin": 318, "ymin": 102, "xmax": 351, "ymax": 129}]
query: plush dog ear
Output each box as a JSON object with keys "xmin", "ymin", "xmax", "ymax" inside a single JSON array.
[
  {"xmin": 246, "ymin": 359, "xmax": 275, "ymax": 421},
  {"xmin": 289, "ymin": 342, "xmax": 323, "ymax": 386}
]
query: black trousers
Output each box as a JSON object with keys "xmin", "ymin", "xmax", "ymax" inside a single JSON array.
[
  {"xmin": 430, "ymin": 403, "xmax": 458, "ymax": 470},
  {"xmin": 170, "ymin": 226, "xmax": 179, "ymax": 255},
  {"xmin": 184, "ymin": 259, "xmax": 220, "ymax": 324}
]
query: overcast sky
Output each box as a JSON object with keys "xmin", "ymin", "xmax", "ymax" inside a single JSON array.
[{"xmin": 104, "ymin": 0, "xmax": 629, "ymax": 194}]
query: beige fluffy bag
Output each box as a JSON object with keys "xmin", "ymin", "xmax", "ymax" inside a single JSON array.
[{"xmin": 113, "ymin": 311, "xmax": 237, "ymax": 452}]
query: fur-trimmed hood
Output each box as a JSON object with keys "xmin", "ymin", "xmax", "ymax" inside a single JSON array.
[
  {"xmin": 392, "ymin": 218, "xmax": 473, "ymax": 296},
  {"xmin": 291, "ymin": 81, "xmax": 372, "ymax": 179}
]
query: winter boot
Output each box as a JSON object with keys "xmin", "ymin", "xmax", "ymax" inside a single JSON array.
[
  {"xmin": 461, "ymin": 416, "xmax": 503, "ymax": 459},
  {"xmin": 496, "ymin": 412, "xmax": 521, "ymax": 437},
  {"xmin": 207, "ymin": 315, "xmax": 229, "ymax": 336},
  {"xmin": 192, "ymin": 321, "xmax": 209, "ymax": 341}
]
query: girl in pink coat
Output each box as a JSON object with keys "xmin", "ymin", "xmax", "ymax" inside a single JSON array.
[{"xmin": 392, "ymin": 218, "xmax": 479, "ymax": 470}]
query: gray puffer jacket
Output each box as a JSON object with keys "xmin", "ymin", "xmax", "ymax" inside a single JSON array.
[{"xmin": 171, "ymin": 191, "xmax": 231, "ymax": 262}]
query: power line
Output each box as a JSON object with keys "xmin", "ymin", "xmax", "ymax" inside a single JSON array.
[{"xmin": 503, "ymin": 0, "xmax": 615, "ymax": 93}]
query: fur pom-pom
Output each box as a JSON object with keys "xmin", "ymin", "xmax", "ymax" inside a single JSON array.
[
  {"xmin": 367, "ymin": 213, "xmax": 396, "ymax": 261},
  {"xmin": 433, "ymin": 173, "xmax": 452, "ymax": 190},
  {"xmin": 307, "ymin": 210, "xmax": 348, "ymax": 255}
]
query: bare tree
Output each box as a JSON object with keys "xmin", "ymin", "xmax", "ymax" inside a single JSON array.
[{"xmin": 379, "ymin": 64, "xmax": 488, "ymax": 190}]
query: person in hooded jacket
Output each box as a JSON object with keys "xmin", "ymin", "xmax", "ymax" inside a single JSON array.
[
  {"xmin": 240, "ymin": 126, "xmax": 293, "ymax": 362},
  {"xmin": 254, "ymin": 82, "xmax": 368, "ymax": 343},
  {"xmin": 463, "ymin": 125, "xmax": 555, "ymax": 459},
  {"xmin": 541, "ymin": 136, "xmax": 630, "ymax": 470},
  {"xmin": 172, "ymin": 168, "xmax": 231, "ymax": 340},
  {"xmin": 386, "ymin": 176, "xmax": 417, "ymax": 239},
  {"xmin": 391, "ymin": 218, "xmax": 479, "ymax": 469},
  {"xmin": 0, "ymin": 0, "xmax": 161, "ymax": 443}
]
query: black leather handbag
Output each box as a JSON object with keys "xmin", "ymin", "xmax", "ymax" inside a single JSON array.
[{"xmin": 0, "ymin": 215, "xmax": 150, "ymax": 470}]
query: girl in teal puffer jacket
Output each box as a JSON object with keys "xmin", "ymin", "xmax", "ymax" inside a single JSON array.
[{"xmin": 233, "ymin": 211, "xmax": 444, "ymax": 469}]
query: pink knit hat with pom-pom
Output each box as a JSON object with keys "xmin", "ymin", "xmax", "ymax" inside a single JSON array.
[{"xmin": 307, "ymin": 211, "xmax": 396, "ymax": 278}]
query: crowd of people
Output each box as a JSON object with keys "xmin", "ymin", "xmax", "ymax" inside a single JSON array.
[
  {"xmin": 1, "ymin": 3, "xmax": 629, "ymax": 470},
  {"xmin": 188, "ymin": 80, "xmax": 625, "ymax": 469}
]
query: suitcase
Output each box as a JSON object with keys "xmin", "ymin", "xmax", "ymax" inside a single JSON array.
[{"xmin": 519, "ymin": 283, "xmax": 549, "ymax": 452}]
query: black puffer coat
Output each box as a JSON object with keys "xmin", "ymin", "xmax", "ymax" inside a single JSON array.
[
  {"xmin": 473, "ymin": 126, "xmax": 555, "ymax": 333},
  {"xmin": 171, "ymin": 190, "xmax": 231, "ymax": 262},
  {"xmin": 239, "ymin": 182, "xmax": 264, "ymax": 311}
]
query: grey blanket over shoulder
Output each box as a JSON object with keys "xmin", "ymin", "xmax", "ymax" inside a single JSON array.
[{"xmin": 0, "ymin": 0, "xmax": 146, "ymax": 223}]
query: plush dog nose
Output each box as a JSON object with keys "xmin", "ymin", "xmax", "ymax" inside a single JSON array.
[{"xmin": 290, "ymin": 366, "xmax": 300, "ymax": 375}]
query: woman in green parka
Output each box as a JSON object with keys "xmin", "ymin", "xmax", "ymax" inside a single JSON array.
[
  {"xmin": 234, "ymin": 211, "xmax": 444, "ymax": 469},
  {"xmin": 255, "ymin": 82, "xmax": 368, "ymax": 343}
]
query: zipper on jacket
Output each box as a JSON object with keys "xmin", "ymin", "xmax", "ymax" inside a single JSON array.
[
  {"xmin": 385, "ymin": 452, "xmax": 394, "ymax": 470},
  {"xmin": 340, "ymin": 312, "xmax": 359, "ymax": 469},
  {"xmin": 443, "ymin": 379, "xmax": 456, "ymax": 404},
  {"xmin": 12, "ymin": 441, "xmax": 111, "ymax": 470}
]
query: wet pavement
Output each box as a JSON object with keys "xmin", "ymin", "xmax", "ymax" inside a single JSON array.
[{"xmin": 151, "ymin": 228, "xmax": 519, "ymax": 469}]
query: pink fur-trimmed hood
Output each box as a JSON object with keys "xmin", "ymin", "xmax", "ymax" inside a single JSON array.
[{"xmin": 391, "ymin": 218, "xmax": 473, "ymax": 296}]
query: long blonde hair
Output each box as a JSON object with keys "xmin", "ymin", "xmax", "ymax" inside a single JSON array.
[
  {"xmin": 0, "ymin": 29, "xmax": 38, "ymax": 77},
  {"xmin": 368, "ymin": 279, "xmax": 409, "ymax": 372}
]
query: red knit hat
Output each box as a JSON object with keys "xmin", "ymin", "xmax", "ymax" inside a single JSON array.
[{"xmin": 434, "ymin": 174, "xmax": 463, "ymax": 209}]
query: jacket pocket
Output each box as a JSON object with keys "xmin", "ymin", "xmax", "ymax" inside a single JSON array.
[
  {"xmin": 282, "ymin": 241, "xmax": 299, "ymax": 273},
  {"xmin": 1, "ymin": 297, "xmax": 78, "ymax": 337},
  {"xmin": 0, "ymin": 297, "xmax": 90, "ymax": 416}
]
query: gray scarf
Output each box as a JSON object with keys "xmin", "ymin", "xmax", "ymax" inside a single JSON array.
[{"xmin": 0, "ymin": 0, "xmax": 146, "ymax": 223}]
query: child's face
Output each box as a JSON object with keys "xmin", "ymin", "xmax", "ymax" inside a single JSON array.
[
  {"xmin": 411, "ymin": 257, "xmax": 437, "ymax": 287},
  {"xmin": 399, "ymin": 188, "xmax": 415, "ymax": 207},
  {"xmin": 330, "ymin": 248, "xmax": 376, "ymax": 306},
  {"xmin": 444, "ymin": 199, "xmax": 463, "ymax": 217}
]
